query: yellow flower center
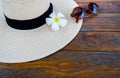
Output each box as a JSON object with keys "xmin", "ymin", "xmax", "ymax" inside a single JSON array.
[{"xmin": 54, "ymin": 17, "xmax": 59, "ymax": 23}]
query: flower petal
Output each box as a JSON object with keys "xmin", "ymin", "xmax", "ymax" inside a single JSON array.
[
  {"xmin": 46, "ymin": 18, "xmax": 53, "ymax": 25},
  {"xmin": 59, "ymin": 19, "xmax": 68, "ymax": 27},
  {"xmin": 50, "ymin": 11, "xmax": 56, "ymax": 18},
  {"xmin": 51, "ymin": 23, "xmax": 60, "ymax": 31},
  {"xmin": 57, "ymin": 12, "xmax": 65, "ymax": 18}
]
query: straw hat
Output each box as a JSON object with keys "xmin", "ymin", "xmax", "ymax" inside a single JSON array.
[{"xmin": 0, "ymin": 0, "xmax": 83, "ymax": 63}]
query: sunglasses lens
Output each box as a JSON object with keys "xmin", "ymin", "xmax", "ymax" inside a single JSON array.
[
  {"xmin": 79, "ymin": 8, "xmax": 85, "ymax": 18},
  {"xmin": 92, "ymin": 4, "xmax": 97, "ymax": 13},
  {"xmin": 89, "ymin": 2, "xmax": 99, "ymax": 14},
  {"xmin": 72, "ymin": 7, "xmax": 85, "ymax": 17},
  {"xmin": 71, "ymin": 7, "xmax": 85, "ymax": 23}
]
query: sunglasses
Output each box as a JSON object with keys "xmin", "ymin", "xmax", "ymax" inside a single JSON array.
[{"xmin": 71, "ymin": 2, "xmax": 99, "ymax": 23}]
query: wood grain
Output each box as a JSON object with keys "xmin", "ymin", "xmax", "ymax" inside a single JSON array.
[
  {"xmin": 77, "ymin": 1, "xmax": 120, "ymax": 13},
  {"xmin": 63, "ymin": 32, "xmax": 120, "ymax": 51},
  {"xmin": 0, "ymin": 51, "xmax": 119, "ymax": 78},
  {"xmin": 82, "ymin": 17, "xmax": 120, "ymax": 31},
  {"xmin": 0, "ymin": 0, "xmax": 119, "ymax": 78},
  {"xmin": 77, "ymin": 1, "xmax": 120, "ymax": 31},
  {"xmin": 75, "ymin": 0, "xmax": 120, "ymax": 2}
]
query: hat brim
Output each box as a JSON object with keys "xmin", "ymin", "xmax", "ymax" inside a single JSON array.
[{"xmin": 0, "ymin": 0, "xmax": 83, "ymax": 63}]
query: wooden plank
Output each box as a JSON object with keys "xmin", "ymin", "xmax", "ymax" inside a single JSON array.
[
  {"xmin": 75, "ymin": 1, "xmax": 120, "ymax": 13},
  {"xmin": 83, "ymin": 17, "xmax": 120, "ymax": 26},
  {"xmin": 86, "ymin": 13, "xmax": 120, "ymax": 18},
  {"xmin": 72, "ymin": 1, "xmax": 120, "ymax": 31},
  {"xmin": 81, "ymin": 25, "xmax": 120, "ymax": 32},
  {"xmin": 63, "ymin": 32, "xmax": 120, "ymax": 51},
  {"xmin": 81, "ymin": 16, "xmax": 120, "ymax": 31},
  {"xmin": 75, "ymin": 0, "xmax": 120, "ymax": 2},
  {"xmin": 0, "ymin": 51, "xmax": 119, "ymax": 78}
]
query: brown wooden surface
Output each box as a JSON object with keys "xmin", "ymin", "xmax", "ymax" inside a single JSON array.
[{"xmin": 0, "ymin": 0, "xmax": 120, "ymax": 78}]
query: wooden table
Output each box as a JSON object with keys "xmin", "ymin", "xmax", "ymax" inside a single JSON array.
[{"xmin": 0, "ymin": 0, "xmax": 120, "ymax": 78}]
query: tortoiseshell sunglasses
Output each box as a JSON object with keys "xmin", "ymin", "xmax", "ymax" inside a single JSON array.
[{"xmin": 71, "ymin": 2, "xmax": 99, "ymax": 23}]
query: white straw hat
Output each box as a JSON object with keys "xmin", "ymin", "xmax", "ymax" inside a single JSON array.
[{"xmin": 0, "ymin": 0, "xmax": 83, "ymax": 63}]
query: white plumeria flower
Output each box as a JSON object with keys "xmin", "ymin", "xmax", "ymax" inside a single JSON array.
[{"xmin": 46, "ymin": 12, "xmax": 68, "ymax": 31}]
